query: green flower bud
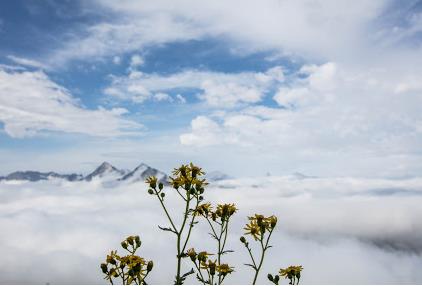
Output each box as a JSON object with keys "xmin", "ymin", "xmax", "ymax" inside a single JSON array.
[
  {"xmin": 274, "ymin": 275, "xmax": 280, "ymax": 284},
  {"xmin": 160, "ymin": 192, "xmax": 165, "ymax": 198},
  {"xmin": 121, "ymin": 241, "xmax": 128, "ymax": 249},
  {"xmin": 148, "ymin": 189, "xmax": 154, "ymax": 195},
  {"xmin": 147, "ymin": 261, "xmax": 154, "ymax": 272},
  {"xmin": 267, "ymin": 274, "xmax": 274, "ymax": 282},
  {"xmin": 240, "ymin": 236, "xmax": 246, "ymax": 244},
  {"xmin": 159, "ymin": 182, "xmax": 164, "ymax": 190},
  {"xmin": 100, "ymin": 263, "xmax": 108, "ymax": 274},
  {"xmin": 199, "ymin": 196, "xmax": 203, "ymax": 201}
]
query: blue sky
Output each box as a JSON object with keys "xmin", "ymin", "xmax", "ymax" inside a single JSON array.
[{"xmin": 1, "ymin": 0, "xmax": 422, "ymax": 177}]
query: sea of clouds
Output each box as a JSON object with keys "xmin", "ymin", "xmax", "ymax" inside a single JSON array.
[{"xmin": 1, "ymin": 176, "xmax": 422, "ymax": 284}]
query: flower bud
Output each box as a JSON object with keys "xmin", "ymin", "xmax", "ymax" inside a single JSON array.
[
  {"xmin": 199, "ymin": 196, "xmax": 203, "ymax": 201},
  {"xmin": 121, "ymin": 241, "xmax": 128, "ymax": 249},
  {"xmin": 240, "ymin": 236, "xmax": 246, "ymax": 244},
  {"xmin": 160, "ymin": 192, "xmax": 165, "ymax": 198},
  {"xmin": 274, "ymin": 275, "xmax": 280, "ymax": 284},
  {"xmin": 100, "ymin": 263, "xmax": 108, "ymax": 274},
  {"xmin": 127, "ymin": 236, "xmax": 134, "ymax": 245},
  {"xmin": 158, "ymin": 182, "xmax": 164, "ymax": 190},
  {"xmin": 148, "ymin": 189, "xmax": 154, "ymax": 195},
  {"xmin": 211, "ymin": 212, "xmax": 217, "ymax": 221},
  {"xmin": 267, "ymin": 274, "xmax": 274, "ymax": 282},
  {"xmin": 147, "ymin": 261, "xmax": 154, "ymax": 272},
  {"xmin": 135, "ymin": 235, "xmax": 141, "ymax": 247}
]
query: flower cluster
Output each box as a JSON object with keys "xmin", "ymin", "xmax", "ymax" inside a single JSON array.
[
  {"xmin": 100, "ymin": 236, "xmax": 153, "ymax": 285},
  {"xmin": 169, "ymin": 163, "xmax": 208, "ymax": 191},
  {"xmin": 279, "ymin": 265, "xmax": 303, "ymax": 285},
  {"xmin": 243, "ymin": 214, "xmax": 277, "ymax": 240},
  {"xmin": 185, "ymin": 248, "xmax": 234, "ymax": 283},
  {"xmin": 195, "ymin": 203, "xmax": 237, "ymax": 222}
]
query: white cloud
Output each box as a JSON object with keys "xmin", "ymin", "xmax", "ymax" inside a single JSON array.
[
  {"xmin": 180, "ymin": 61, "xmax": 422, "ymax": 178},
  {"xmin": 153, "ymin": 92, "xmax": 172, "ymax": 102},
  {"xmin": 44, "ymin": 0, "xmax": 401, "ymax": 66},
  {"xmin": 129, "ymin": 54, "xmax": 144, "ymax": 68},
  {"xmin": 1, "ymin": 176, "xmax": 422, "ymax": 283},
  {"xmin": 7, "ymin": 55, "xmax": 48, "ymax": 70},
  {"xmin": 0, "ymin": 68, "xmax": 141, "ymax": 138},
  {"xmin": 105, "ymin": 66, "xmax": 284, "ymax": 107}
]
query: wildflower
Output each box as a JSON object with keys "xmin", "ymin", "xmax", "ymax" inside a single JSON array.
[
  {"xmin": 244, "ymin": 221, "xmax": 261, "ymax": 240},
  {"xmin": 267, "ymin": 215, "xmax": 278, "ymax": 230},
  {"xmin": 201, "ymin": 259, "xmax": 217, "ymax": 276},
  {"xmin": 216, "ymin": 203, "xmax": 237, "ymax": 219},
  {"xmin": 217, "ymin": 263, "xmax": 234, "ymax": 276},
  {"xmin": 197, "ymin": 251, "xmax": 213, "ymax": 263},
  {"xmin": 186, "ymin": 248, "xmax": 197, "ymax": 261},
  {"xmin": 145, "ymin": 176, "xmax": 157, "ymax": 189},
  {"xmin": 279, "ymin": 265, "xmax": 303, "ymax": 283},
  {"xmin": 195, "ymin": 203, "xmax": 212, "ymax": 216}
]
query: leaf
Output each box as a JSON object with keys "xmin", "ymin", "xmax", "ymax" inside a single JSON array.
[
  {"xmin": 208, "ymin": 232, "xmax": 218, "ymax": 240},
  {"xmin": 221, "ymin": 250, "xmax": 234, "ymax": 255},
  {"xmin": 244, "ymin": 263, "xmax": 256, "ymax": 269},
  {"xmin": 182, "ymin": 268, "xmax": 195, "ymax": 278},
  {"xmin": 158, "ymin": 225, "xmax": 177, "ymax": 234}
]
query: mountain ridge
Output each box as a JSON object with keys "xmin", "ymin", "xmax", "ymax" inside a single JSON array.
[{"xmin": 0, "ymin": 161, "xmax": 167, "ymax": 184}]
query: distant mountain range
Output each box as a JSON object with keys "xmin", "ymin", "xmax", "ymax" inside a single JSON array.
[
  {"xmin": 0, "ymin": 162, "xmax": 168, "ymax": 184},
  {"xmin": 0, "ymin": 162, "xmax": 231, "ymax": 185}
]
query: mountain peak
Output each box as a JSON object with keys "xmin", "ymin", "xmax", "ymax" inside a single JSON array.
[{"xmin": 85, "ymin": 162, "xmax": 124, "ymax": 181}]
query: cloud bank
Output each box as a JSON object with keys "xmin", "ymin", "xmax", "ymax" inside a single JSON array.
[{"xmin": 1, "ymin": 176, "xmax": 422, "ymax": 284}]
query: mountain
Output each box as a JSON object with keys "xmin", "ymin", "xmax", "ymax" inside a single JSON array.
[
  {"xmin": 1, "ymin": 171, "xmax": 83, "ymax": 182},
  {"xmin": 84, "ymin": 162, "xmax": 126, "ymax": 181},
  {"xmin": 0, "ymin": 162, "xmax": 168, "ymax": 185},
  {"xmin": 119, "ymin": 163, "xmax": 168, "ymax": 184},
  {"xmin": 206, "ymin": 171, "xmax": 231, "ymax": 182}
]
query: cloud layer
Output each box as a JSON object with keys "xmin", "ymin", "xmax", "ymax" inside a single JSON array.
[{"xmin": 1, "ymin": 176, "xmax": 422, "ymax": 284}]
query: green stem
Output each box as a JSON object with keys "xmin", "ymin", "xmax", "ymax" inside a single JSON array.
[
  {"xmin": 155, "ymin": 188, "xmax": 178, "ymax": 233},
  {"xmin": 176, "ymin": 192, "xmax": 191, "ymax": 284},
  {"xmin": 252, "ymin": 229, "xmax": 274, "ymax": 285}
]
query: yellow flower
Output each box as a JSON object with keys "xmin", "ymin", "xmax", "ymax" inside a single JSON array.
[
  {"xmin": 266, "ymin": 215, "xmax": 278, "ymax": 230},
  {"xmin": 216, "ymin": 203, "xmax": 237, "ymax": 219},
  {"xmin": 279, "ymin": 265, "xmax": 303, "ymax": 279},
  {"xmin": 145, "ymin": 176, "xmax": 157, "ymax": 188},
  {"xmin": 186, "ymin": 248, "xmax": 197, "ymax": 261},
  {"xmin": 217, "ymin": 263, "xmax": 234, "ymax": 276},
  {"xmin": 197, "ymin": 251, "xmax": 213, "ymax": 262},
  {"xmin": 195, "ymin": 203, "xmax": 212, "ymax": 216},
  {"xmin": 244, "ymin": 221, "xmax": 261, "ymax": 240}
]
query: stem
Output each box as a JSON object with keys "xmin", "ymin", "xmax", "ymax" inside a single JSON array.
[
  {"xmin": 176, "ymin": 192, "xmax": 191, "ymax": 284},
  {"xmin": 155, "ymin": 188, "xmax": 178, "ymax": 233},
  {"xmin": 193, "ymin": 260, "xmax": 206, "ymax": 285},
  {"xmin": 181, "ymin": 197, "xmax": 200, "ymax": 253},
  {"xmin": 252, "ymin": 229, "xmax": 274, "ymax": 285}
]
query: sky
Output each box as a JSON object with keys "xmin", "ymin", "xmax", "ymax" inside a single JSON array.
[{"xmin": 0, "ymin": 0, "xmax": 422, "ymax": 178}]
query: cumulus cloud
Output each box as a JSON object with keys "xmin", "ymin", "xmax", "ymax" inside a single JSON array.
[
  {"xmin": 104, "ymin": 67, "xmax": 284, "ymax": 107},
  {"xmin": 1, "ymin": 176, "xmax": 422, "ymax": 284},
  {"xmin": 0, "ymin": 67, "xmax": 141, "ymax": 138},
  {"xmin": 179, "ymin": 61, "xmax": 422, "ymax": 177}
]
